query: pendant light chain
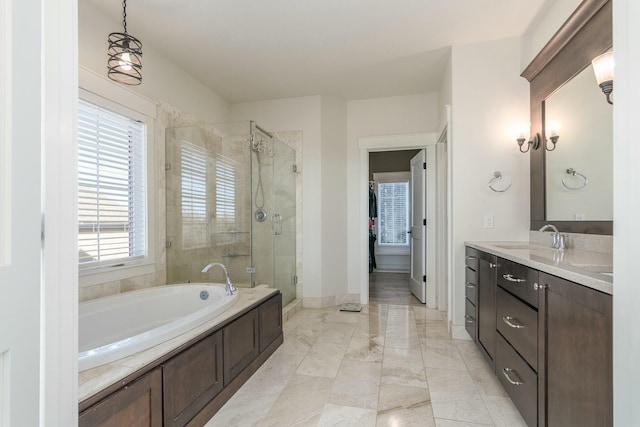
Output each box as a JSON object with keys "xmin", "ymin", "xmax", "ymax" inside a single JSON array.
[{"xmin": 122, "ymin": 0, "xmax": 128, "ymax": 34}]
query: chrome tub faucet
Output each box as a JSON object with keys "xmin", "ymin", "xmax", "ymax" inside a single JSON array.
[{"xmin": 202, "ymin": 262, "xmax": 237, "ymax": 296}]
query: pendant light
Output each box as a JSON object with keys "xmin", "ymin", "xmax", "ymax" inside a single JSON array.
[{"xmin": 107, "ymin": 0, "xmax": 142, "ymax": 85}]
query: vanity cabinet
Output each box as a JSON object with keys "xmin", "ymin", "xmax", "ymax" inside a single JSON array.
[
  {"xmin": 79, "ymin": 367, "xmax": 163, "ymax": 427},
  {"xmin": 539, "ymin": 272, "xmax": 612, "ymax": 427},
  {"xmin": 477, "ymin": 254, "xmax": 497, "ymax": 366},
  {"xmin": 464, "ymin": 248, "xmax": 478, "ymax": 342},
  {"xmin": 464, "ymin": 247, "xmax": 612, "ymax": 427}
]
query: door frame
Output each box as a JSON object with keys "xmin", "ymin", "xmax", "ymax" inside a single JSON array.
[{"xmin": 358, "ymin": 133, "xmax": 439, "ymax": 307}]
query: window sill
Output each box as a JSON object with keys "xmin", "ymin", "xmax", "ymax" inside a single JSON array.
[{"xmin": 79, "ymin": 261, "xmax": 156, "ymax": 287}]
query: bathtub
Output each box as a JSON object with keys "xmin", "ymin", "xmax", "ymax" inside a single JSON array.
[{"xmin": 78, "ymin": 283, "xmax": 239, "ymax": 371}]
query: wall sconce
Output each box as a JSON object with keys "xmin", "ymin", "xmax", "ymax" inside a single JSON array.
[
  {"xmin": 516, "ymin": 125, "xmax": 540, "ymax": 153},
  {"xmin": 592, "ymin": 51, "xmax": 613, "ymax": 105},
  {"xmin": 545, "ymin": 121, "xmax": 560, "ymax": 151},
  {"xmin": 107, "ymin": 0, "xmax": 143, "ymax": 85}
]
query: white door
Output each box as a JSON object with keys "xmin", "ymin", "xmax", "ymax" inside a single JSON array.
[{"xmin": 409, "ymin": 151, "xmax": 426, "ymax": 303}]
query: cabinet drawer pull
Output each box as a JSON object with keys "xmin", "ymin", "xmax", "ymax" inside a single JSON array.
[
  {"xmin": 534, "ymin": 282, "xmax": 547, "ymax": 291},
  {"xmin": 489, "ymin": 262, "xmax": 497, "ymax": 268},
  {"xmin": 464, "ymin": 315, "xmax": 475, "ymax": 324},
  {"xmin": 502, "ymin": 368, "xmax": 524, "ymax": 386},
  {"xmin": 502, "ymin": 274, "xmax": 526, "ymax": 283},
  {"xmin": 502, "ymin": 316, "xmax": 525, "ymax": 329},
  {"xmin": 465, "ymin": 256, "xmax": 477, "ymax": 262},
  {"xmin": 466, "ymin": 282, "xmax": 476, "ymax": 289}
]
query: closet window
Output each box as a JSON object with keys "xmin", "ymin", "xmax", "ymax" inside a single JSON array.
[
  {"xmin": 78, "ymin": 98, "xmax": 147, "ymax": 269},
  {"xmin": 377, "ymin": 181, "xmax": 409, "ymax": 246}
]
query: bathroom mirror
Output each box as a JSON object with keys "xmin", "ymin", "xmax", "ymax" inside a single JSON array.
[
  {"xmin": 544, "ymin": 65, "xmax": 613, "ymax": 221},
  {"xmin": 521, "ymin": 0, "xmax": 612, "ymax": 234}
]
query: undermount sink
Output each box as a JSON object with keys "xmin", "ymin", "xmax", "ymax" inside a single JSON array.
[
  {"xmin": 494, "ymin": 243, "xmax": 553, "ymax": 251},
  {"xmin": 570, "ymin": 264, "xmax": 613, "ymax": 274}
]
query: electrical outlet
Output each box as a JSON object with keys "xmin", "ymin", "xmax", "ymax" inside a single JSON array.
[
  {"xmin": 575, "ymin": 213, "xmax": 586, "ymax": 220},
  {"xmin": 484, "ymin": 215, "xmax": 494, "ymax": 228}
]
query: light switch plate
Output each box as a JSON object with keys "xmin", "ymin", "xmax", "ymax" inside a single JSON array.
[{"xmin": 484, "ymin": 215, "xmax": 494, "ymax": 228}]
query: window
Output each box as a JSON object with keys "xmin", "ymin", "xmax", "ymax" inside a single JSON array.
[
  {"xmin": 180, "ymin": 142, "xmax": 208, "ymax": 249},
  {"xmin": 214, "ymin": 155, "xmax": 237, "ymax": 245},
  {"xmin": 78, "ymin": 98, "xmax": 147, "ymax": 269},
  {"xmin": 378, "ymin": 181, "xmax": 409, "ymax": 246}
]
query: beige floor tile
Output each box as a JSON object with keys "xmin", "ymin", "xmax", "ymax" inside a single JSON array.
[
  {"xmin": 376, "ymin": 383, "xmax": 434, "ymax": 426},
  {"xmin": 427, "ymin": 368, "xmax": 493, "ymax": 425},
  {"xmin": 482, "ymin": 395, "xmax": 527, "ymax": 427},
  {"xmin": 434, "ymin": 419, "xmax": 493, "ymax": 426},
  {"xmin": 317, "ymin": 403, "xmax": 377, "ymax": 426},
  {"xmin": 205, "ymin": 294, "xmax": 524, "ymax": 427},
  {"xmin": 381, "ymin": 347, "xmax": 428, "ymax": 388},
  {"xmin": 422, "ymin": 339, "xmax": 467, "ymax": 371},
  {"xmin": 345, "ymin": 333, "xmax": 384, "ymax": 363},
  {"xmin": 259, "ymin": 374, "xmax": 334, "ymax": 427},
  {"xmin": 329, "ymin": 359, "xmax": 382, "ymax": 410}
]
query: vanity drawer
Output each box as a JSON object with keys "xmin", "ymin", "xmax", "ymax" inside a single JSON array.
[
  {"xmin": 465, "ymin": 267, "xmax": 477, "ymax": 305},
  {"xmin": 496, "ymin": 287, "xmax": 538, "ymax": 371},
  {"xmin": 465, "ymin": 297, "xmax": 477, "ymax": 342},
  {"xmin": 497, "ymin": 258, "xmax": 539, "ymax": 308},
  {"xmin": 496, "ymin": 334, "xmax": 537, "ymax": 427},
  {"xmin": 465, "ymin": 247, "xmax": 479, "ymax": 271}
]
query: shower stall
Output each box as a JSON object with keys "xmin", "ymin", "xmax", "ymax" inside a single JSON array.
[{"xmin": 165, "ymin": 121, "xmax": 297, "ymax": 306}]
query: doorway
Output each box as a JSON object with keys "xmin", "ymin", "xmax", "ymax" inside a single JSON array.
[
  {"xmin": 368, "ymin": 149, "xmax": 421, "ymax": 305},
  {"xmin": 359, "ymin": 132, "xmax": 442, "ymax": 308}
]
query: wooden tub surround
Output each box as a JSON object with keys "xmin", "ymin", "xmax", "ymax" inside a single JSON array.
[{"xmin": 78, "ymin": 287, "xmax": 283, "ymax": 427}]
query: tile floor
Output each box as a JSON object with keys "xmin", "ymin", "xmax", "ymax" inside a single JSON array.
[{"xmin": 204, "ymin": 301, "xmax": 527, "ymax": 426}]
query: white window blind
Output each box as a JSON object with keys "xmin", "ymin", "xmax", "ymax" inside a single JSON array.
[
  {"xmin": 378, "ymin": 182, "xmax": 409, "ymax": 246},
  {"xmin": 78, "ymin": 98, "xmax": 147, "ymax": 269},
  {"xmin": 180, "ymin": 142, "xmax": 208, "ymax": 249},
  {"xmin": 214, "ymin": 156, "xmax": 236, "ymax": 245}
]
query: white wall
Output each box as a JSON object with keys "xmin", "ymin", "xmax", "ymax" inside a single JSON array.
[
  {"xmin": 449, "ymin": 37, "xmax": 531, "ymax": 336},
  {"xmin": 231, "ymin": 96, "xmax": 324, "ymax": 301},
  {"xmin": 78, "ymin": 1, "xmax": 230, "ymax": 124},
  {"xmin": 613, "ymin": 0, "xmax": 640, "ymax": 423},
  {"xmin": 520, "ymin": 0, "xmax": 582, "ymax": 69},
  {"xmin": 439, "ymin": 52, "xmax": 453, "ymax": 115},
  {"xmin": 346, "ymin": 94, "xmax": 439, "ymax": 296}
]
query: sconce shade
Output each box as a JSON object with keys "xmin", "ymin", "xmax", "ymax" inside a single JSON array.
[
  {"xmin": 592, "ymin": 51, "xmax": 614, "ymax": 85},
  {"xmin": 592, "ymin": 51, "xmax": 613, "ymax": 104},
  {"xmin": 107, "ymin": 32, "xmax": 142, "ymax": 85},
  {"xmin": 107, "ymin": 0, "xmax": 142, "ymax": 85}
]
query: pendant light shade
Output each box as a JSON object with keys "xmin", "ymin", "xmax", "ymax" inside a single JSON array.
[{"xmin": 107, "ymin": 0, "xmax": 142, "ymax": 85}]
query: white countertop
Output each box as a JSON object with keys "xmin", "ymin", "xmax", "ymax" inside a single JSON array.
[
  {"xmin": 79, "ymin": 285, "xmax": 279, "ymax": 403},
  {"xmin": 465, "ymin": 241, "xmax": 613, "ymax": 295}
]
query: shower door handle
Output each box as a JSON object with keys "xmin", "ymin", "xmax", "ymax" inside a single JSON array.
[{"xmin": 271, "ymin": 214, "xmax": 283, "ymax": 235}]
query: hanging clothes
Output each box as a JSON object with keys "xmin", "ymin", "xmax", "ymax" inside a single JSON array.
[
  {"xmin": 369, "ymin": 228, "xmax": 377, "ymax": 273},
  {"xmin": 369, "ymin": 185, "xmax": 377, "ymax": 218}
]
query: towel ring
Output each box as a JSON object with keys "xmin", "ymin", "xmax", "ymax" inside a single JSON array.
[
  {"xmin": 488, "ymin": 171, "xmax": 512, "ymax": 193},
  {"xmin": 562, "ymin": 168, "xmax": 588, "ymax": 190}
]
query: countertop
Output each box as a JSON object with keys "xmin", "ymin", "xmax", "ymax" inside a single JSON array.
[
  {"xmin": 465, "ymin": 241, "xmax": 613, "ymax": 295},
  {"xmin": 79, "ymin": 285, "xmax": 279, "ymax": 403}
]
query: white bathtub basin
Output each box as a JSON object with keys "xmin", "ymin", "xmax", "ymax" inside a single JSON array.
[{"xmin": 79, "ymin": 283, "xmax": 238, "ymax": 371}]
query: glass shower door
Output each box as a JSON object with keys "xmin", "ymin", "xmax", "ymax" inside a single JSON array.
[{"xmin": 271, "ymin": 139, "xmax": 296, "ymax": 306}]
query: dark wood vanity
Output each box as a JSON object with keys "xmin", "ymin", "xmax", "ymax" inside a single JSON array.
[
  {"xmin": 465, "ymin": 247, "xmax": 612, "ymax": 426},
  {"xmin": 78, "ymin": 292, "xmax": 283, "ymax": 427}
]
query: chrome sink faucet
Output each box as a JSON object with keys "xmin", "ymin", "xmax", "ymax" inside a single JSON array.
[
  {"xmin": 538, "ymin": 224, "xmax": 567, "ymax": 250},
  {"xmin": 202, "ymin": 262, "xmax": 237, "ymax": 296}
]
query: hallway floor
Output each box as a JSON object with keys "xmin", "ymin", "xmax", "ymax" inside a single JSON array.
[
  {"xmin": 205, "ymin": 300, "xmax": 526, "ymax": 425},
  {"xmin": 369, "ymin": 271, "xmax": 424, "ymax": 306}
]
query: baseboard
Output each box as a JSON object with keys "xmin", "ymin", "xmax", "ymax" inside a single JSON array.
[{"xmin": 450, "ymin": 322, "xmax": 472, "ymax": 340}]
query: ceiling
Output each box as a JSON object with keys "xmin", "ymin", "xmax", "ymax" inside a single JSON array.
[{"xmin": 87, "ymin": 0, "xmax": 551, "ymax": 103}]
